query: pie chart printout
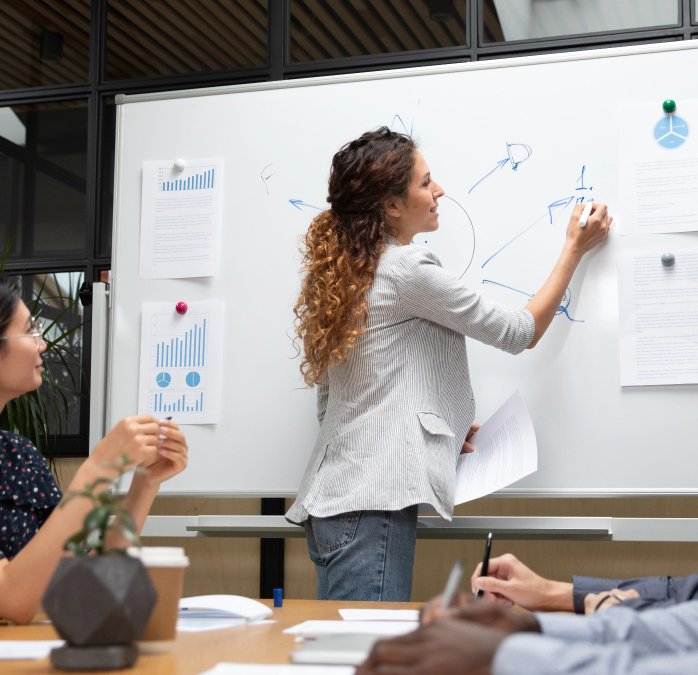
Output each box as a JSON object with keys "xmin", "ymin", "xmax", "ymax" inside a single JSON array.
[
  {"xmin": 156, "ymin": 372, "xmax": 171, "ymax": 388},
  {"xmin": 654, "ymin": 115, "xmax": 689, "ymax": 149},
  {"xmin": 186, "ymin": 372, "xmax": 201, "ymax": 387}
]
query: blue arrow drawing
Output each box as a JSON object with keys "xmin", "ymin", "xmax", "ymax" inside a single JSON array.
[{"xmin": 289, "ymin": 199, "xmax": 324, "ymax": 211}]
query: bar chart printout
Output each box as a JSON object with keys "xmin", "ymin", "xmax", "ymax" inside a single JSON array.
[
  {"xmin": 139, "ymin": 157, "xmax": 223, "ymax": 280},
  {"xmin": 137, "ymin": 300, "xmax": 223, "ymax": 424}
]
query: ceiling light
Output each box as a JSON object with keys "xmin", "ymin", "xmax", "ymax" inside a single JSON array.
[{"xmin": 425, "ymin": 0, "xmax": 455, "ymax": 22}]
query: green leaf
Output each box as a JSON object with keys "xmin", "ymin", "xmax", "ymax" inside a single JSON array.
[{"xmin": 84, "ymin": 505, "xmax": 111, "ymax": 532}]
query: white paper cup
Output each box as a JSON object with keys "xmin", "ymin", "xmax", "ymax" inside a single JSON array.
[{"xmin": 127, "ymin": 547, "xmax": 189, "ymax": 652}]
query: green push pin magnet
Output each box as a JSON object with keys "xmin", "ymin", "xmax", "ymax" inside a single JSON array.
[{"xmin": 663, "ymin": 99, "xmax": 677, "ymax": 114}]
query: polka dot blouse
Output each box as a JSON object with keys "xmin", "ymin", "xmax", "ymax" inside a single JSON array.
[{"xmin": 0, "ymin": 431, "xmax": 62, "ymax": 561}]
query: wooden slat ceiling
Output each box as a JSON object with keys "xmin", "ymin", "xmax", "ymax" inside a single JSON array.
[
  {"xmin": 290, "ymin": 0, "xmax": 468, "ymax": 62},
  {"xmin": 0, "ymin": 0, "xmax": 90, "ymax": 89},
  {"xmin": 106, "ymin": 0, "xmax": 268, "ymax": 79}
]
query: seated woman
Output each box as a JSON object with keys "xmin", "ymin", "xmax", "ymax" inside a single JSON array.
[{"xmin": 0, "ymin": 275, "xmax": 188, "ymax": 623}]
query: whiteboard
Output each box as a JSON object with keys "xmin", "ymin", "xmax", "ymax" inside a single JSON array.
[{"xmin": 109, "ymin": 41, "xmax": 698, "ymax": 497}]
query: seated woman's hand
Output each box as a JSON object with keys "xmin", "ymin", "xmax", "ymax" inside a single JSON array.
[
  {"xmin": 137, "ymin": 419, "xmax": 188, "ymax": 487},
  {"xmin": 584, "ymin": 588, "xmax": 640, "ymax": 615},
  {"xmin": 90, "ymin": 415, "xmax": 161, "ymax": 472}
]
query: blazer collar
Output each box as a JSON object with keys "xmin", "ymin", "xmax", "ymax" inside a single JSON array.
[{"xmin": 386, "ymin": 234, "xmax": 403, "ymax": 247}]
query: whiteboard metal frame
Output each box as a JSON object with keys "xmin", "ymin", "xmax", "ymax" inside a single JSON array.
[
  {"xmin": 115, "ymin": 40, "xmax": 698, "ymax": 106},
  {"xmin": 104, "ymin": 38, "xmax": 698, "ymax": 500}
]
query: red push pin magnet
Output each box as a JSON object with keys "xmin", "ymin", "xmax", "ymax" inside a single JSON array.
[{"xmin": 176, "ymin": 302, "xmax": 188, "ymax": 315}]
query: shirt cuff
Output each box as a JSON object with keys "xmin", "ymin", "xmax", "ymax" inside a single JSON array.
[{"xmin": 573, "ymin": 576, "xmax": 619, "ymax": 614}]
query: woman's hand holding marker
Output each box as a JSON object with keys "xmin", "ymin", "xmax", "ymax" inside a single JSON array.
[{"xmin": 567, "ymin": 201, "xmax": 612, "ymax": 256}]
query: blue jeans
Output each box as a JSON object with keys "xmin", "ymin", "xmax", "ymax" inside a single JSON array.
[{"xmin": 304, "ymin": 505, "xmax": 418, "ymax": 601}]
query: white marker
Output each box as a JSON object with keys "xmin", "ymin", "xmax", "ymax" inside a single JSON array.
[{"xmin": 578, "ymin": 201, "xmax": 594, "ymax": 227}]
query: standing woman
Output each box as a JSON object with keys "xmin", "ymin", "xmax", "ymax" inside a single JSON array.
[{"xmin": 286, "ymin": 127, "xmax": 610, "ymax": 601}]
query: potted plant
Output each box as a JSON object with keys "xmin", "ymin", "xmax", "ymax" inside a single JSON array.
[{"xmin": 42, "ymin": 456, "xmax": 157, "ymax": 671}]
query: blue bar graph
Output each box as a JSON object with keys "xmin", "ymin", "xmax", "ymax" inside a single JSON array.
[
  {"xmin": 162, "ymin": 167, "xmax": 215, "ymax": 191},
  {"xmin": 152, "ymin": 392, "xmax": 204, "ymax": 413},
  {"xmin": 155, "ymin": 318, "xmax": 207, "ymax": 367}
]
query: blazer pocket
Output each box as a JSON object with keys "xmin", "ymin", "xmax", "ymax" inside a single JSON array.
[{"xmin": 416, "ymin": 411, "xmax": 455, "ymax": 437}]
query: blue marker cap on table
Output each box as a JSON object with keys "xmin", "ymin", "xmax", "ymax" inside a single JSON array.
[{"xmin": 273, "ymin": 588, "xmax": 283, "ymax": 607}]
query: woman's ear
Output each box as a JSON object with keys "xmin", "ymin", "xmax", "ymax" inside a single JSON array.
[{"xmin": 383, "ymin": 195, "xmax": 402, "ymax": 219}]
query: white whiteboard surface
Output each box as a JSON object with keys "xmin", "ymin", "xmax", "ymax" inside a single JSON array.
[{"xmin": 109, "ymin": 41, "xmax": 698, "ymax": 496}]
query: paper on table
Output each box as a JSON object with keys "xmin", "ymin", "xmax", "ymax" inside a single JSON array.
[
  {"xmin": 454, "ymin": 391, "xmax": 537, "ymax": 504},
  {"xmin": 283, "ymin": 621, "xmax": 418, "ymax": 639},
  {"xmin": 619, "ymin": 249, "xmax": 698, "ymax": 386},
  {"xmin": 0, "ymin": 640, "xmax": 64, "ymax": 660},
  {"xmin": 138, "ymin": 300, "xmax": 224, "ymax": 425},
  {"xmin": 338, "ymin": 609, "xmax": 419, "ymax": 622},
  {"xmin": 619, "ymin": 102, "xmax": 698, "ymax": 235},
  {"xmin": 198, "ymin": 664, "xmax": 355, "ymax": 675},
  {"xmin": 139, "ymin": 158, "xmax": 223, "ymax": 279},
  {"xmin": 177, "ymin": 618, "xmax": 274, "ymax": 633}
]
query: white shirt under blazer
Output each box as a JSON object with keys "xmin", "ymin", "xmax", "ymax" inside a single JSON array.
[{"xmin": 286, "ymin": 235, "xmax": 535, "ymax": 524}]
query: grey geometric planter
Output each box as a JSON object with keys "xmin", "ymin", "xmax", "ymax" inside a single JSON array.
[{"xmin": 43, "ymin": 556, "xmax": 157, "ymax": 670}]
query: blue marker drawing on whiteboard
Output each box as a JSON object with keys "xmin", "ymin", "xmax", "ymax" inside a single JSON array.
[
  {"xmin": 506, "ymin": 142, "xmax": 533, "ymax": 171},
  {"xmin": 481, "ymin": 165, "xmax": 594, "ymax": 268},
  {"xmin": 289, "ymin": 199, "xmax": 323, "ymax": 211},
  {"xmin": 469, "ymin": 142, "xmax": 533, "ymax": 194},
  {"xmin": 482, "ymin": 280, "xmax": 583, "ymax": 323},
  {"xmin": 481, "ymin": 196, "xmax": 573, "ymax": 269},
  {"xmin": 469, "ymin": 158, "xmax": 510, "ymax": 194},
  {"xmin": 391, "ymin": 100, "xmax": 420, "ymax": 138}
]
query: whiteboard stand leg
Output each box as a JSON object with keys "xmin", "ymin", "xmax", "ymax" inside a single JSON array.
[{"xmin": 89, "ymin": 282, "xmax": 110, "ymax": 454}]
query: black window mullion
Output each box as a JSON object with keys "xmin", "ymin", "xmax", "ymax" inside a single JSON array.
[
  {"xmin": 269, "ymin": 0, "xmax": 286, "ymax": 79},
  {"xmin": 683, "ymin": 0, "xmax": 693, "ymax": 34}
]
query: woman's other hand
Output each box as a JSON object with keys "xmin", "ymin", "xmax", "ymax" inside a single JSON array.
[
  {"xmin": 461, "ymin": 423, "xmax": 480, "ymax": 454},
  {"xmin": 565, "ymin": 201, "xmax": 612, "ymax": 257},
  {"xmin": 138, "ymin": 419, "xmax": 188, "ymax": 486}
]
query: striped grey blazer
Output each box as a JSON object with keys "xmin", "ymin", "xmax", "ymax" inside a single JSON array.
[{"xmin": 286, "ymin": 235, "xmax": 535, "ymax": 524}]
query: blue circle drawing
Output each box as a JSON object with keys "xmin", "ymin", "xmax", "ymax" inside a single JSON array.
[
  {"xmin": 185, "ymin": 371, "xmax": 201, "ymax": 387},
  {"xmin": 156, "ymin": 372, "xmax": 171, "ymax": 388},
  {"xmin": 654, "ymin": 115, "xmax": 689, "ymax": 149}
]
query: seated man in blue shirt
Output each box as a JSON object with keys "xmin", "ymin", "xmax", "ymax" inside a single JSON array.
[
  {"xmin": 357, "ymin": 600, "xmax": 698, "ymax": 675},
  {"xmin": 465, "ymin": 552, "xmax": 698, "ymax": 614}
]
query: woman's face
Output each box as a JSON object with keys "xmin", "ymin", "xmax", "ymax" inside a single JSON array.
[
  {"xmin": 0, "ymin": 301, "xmax": 46, "ymax": 401},
  {"xmin": 385, "ymin": 151, "xmax": 445, "ymax": 244}
]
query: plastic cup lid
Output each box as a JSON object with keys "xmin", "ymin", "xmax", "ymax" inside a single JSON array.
[{"xmin": 126, "ymin": 546, "xmax": 190, "ymax": 567}]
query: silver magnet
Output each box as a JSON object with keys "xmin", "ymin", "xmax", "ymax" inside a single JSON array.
[{"xmin": 661, "ymin": 252, "xmax": 675, "ymax": 267}]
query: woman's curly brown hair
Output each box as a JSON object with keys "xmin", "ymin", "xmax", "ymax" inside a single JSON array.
[{"xmin": 294, "ymin": 127, "xmax": 417, "ymax": 386}]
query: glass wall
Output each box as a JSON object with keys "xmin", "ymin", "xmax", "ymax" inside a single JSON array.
[
  {"xmin": 0, "ymin": 101, "xmax": 88, "ymax": 260},
  {"xmin": 290, "ymin": 0, "xmax": 467, "ymax": 61},
  {"xmin": 484, "ymin": 0, "xmax": 678, "ymax": 43}
]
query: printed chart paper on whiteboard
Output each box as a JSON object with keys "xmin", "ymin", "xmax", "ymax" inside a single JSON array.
[
  {"xmin": 454, "ymin": 391, "xmax": 537, "ymax": 504},
  {"xmin": 138, "ymin": 301, "xmax": 223, "ymax": 424},
  {"xmin": 139, "ymin": 158, "xmax": 223, "ymax": 279},
  {"xmin": 619, "ymin": 102, "xmax": 698, "ymax": 235},
  {"xmin": 618, "ymin": 249, "xmax": 698, "ymax": 386}
]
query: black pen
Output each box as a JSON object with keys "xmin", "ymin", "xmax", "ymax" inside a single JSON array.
[{"xmin": 474, "ymin": 532, "xmax": 493, "ymax": 598}]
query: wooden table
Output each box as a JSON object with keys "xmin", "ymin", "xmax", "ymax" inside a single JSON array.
[{"xmin": 3, "ymin": 600, "xmax": 422, "ymax": 675}]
